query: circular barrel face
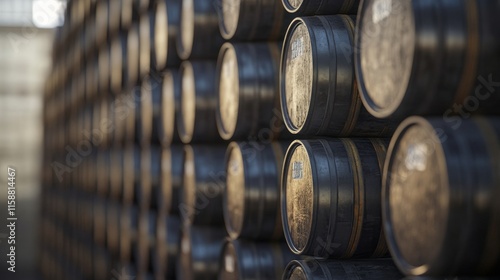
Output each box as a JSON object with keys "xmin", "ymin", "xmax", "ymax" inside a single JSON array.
[
  {"xmin": 127, "ymin": 25, "xmax": 139, "ymax": 84},
  {"xmin": 385, "ymin": 118, "xmax": 449, "ymax": 273},
  {"xmin": 179, "ymin": 0, "xmax": 194, "ymax": 59},
  {"xmin": 283, "ymin": 20, "xmax": 313, "ymax": 132},
  {"xmin": 218, "ymin": 45, "xmax": 239, "ymax": 139},
  {"xmin": 225, "ymin": 143, "xmax": 245, "ymax": 238},
  {"xmin": 182, "ymin": 145, "xmax": 196, "ymax": 222},
  {"xmin": 289, "ymin": 266, "xmax": 307, "ymax": 280},
  {"xmin": 155, "ymin": 0, "xmax": 168, "ymax": 69},
  {"xmin": 284, "ymin": 0, "xmax": 303, "ymax": 11},
  {"xmin": 139, "ymin": 14, "xmax": 151, "ymax": 76},
  {"xmin": 161, "ymin": 72, "xmax": 175, "ymax": 145},
  {"xmin": 219, "ymin": 0, "xmax": 241, "ymax": 39},
  {"xmin": 357, "ymin": 0, "xmax": 415, "ymax": 117},
  {"xmin": 180, "ymin": 62, "xmax": 196, "ymax": 143},
  {"xmin": 160, "ymin": 147, "xmax": 172, "ymax": 212},
  {"xmin": 220, "ymin": 242, "xmax": 239, "ymax": 280},
  {"xmin": 284, "ymin": 142, "xmax": 314, "ymax": 252}
]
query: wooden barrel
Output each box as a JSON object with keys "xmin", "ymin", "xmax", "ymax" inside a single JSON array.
[
  {"xmin": 158, "ymin": 69, "xmax": 181, "ymax": 146},
  {"xmin": 283, "ymin": 258, "xmax": 402, "ymax": 280},
  {"xmin": 154, "ymin": 0, "xmax": 182, "ymax": 69},
  {"xmin": 216, "ymin": 42, "xmax": 290, "ymax": 141},
  {"xmin": 217, "ymin": 0, "xmax": 292, "ymax": 41},
  {"xmin": 92, "ymin": 197, "xmax": 107, "ymax": 247},
  {"xmin": 95, "ymin": 0, "xmax": 109, "ymax": 47},
  {"xmin": 178, "ymin": 224, "xmax": 226, "ymax": 280},
  {"xmin": 281, "ymin": 0, "xmax": 359, "ymax": 15},
  {"xmin": 121, "ymin": 0, "xmax": 134, "ymax": 30},
  {"xmin": 355, "ymin": 0, "xmax": 500, "ymax": 119},
  {"xmin": 96, "ymin": 148, "xmax": 110, "ymax": 198},
  {"xmin": 177, "ymin": 0, "xmax": 224, "ymax": 59},
  {"xmin": 119, "ymin": 205, "xmax": 138, "ymax": 263},
  {"xmin": 127, "ymin": 23, "xmax": 140, "ymax": 87},
  {"xmin": 110, "ymin": 31, "xmax": 127, "ymax": 94},
  {"xmin": 281, "ymin": 15, "xmax": 395, "ymax": 137},
  {"xmin": 158, "ymin": 144, "xmax": 184, "ymax": 215},
  {"xmin": 135, "ymin": 211, "xmax": 156, "ymax": 278},
  {"xmin": 383, "ymin": 117, "xmax": 500, "ymax": 276},
  {"xmin": 106, "ymin": 201, "xmax": 121, "ymax": 257},
  {"xmin": 178, "ymin": 61, "xmax": 221, "ymax": 143},
  {"xmin": 109, "ymin": 146, "xmax": 123, "ymax": 201},
  {"xmin": 98, "ymin": 44, "xmax": 111, "ymax": 94},
  {"xmin": 139, "ymin": 10, "xmax": 155, "ymax": 77},
  {"xmin": 224, "ymin": 141, "xmax": 288, "ymax": 240},
  {"xmin": 154, "ymin": 214, "xmax": 180, "ymax": 280},
  {"xmin": 139, "ymin": 74, "xmax": 162, "ymax": 146},
  {"xmin": 108, "ymin": 0, "xmax": 122, "ymax": 36},
  {"xmin": 181, "ymin": 145, "xmax": 226, "ymax": 226},
  {"xmin": 219, "ymin": 239, "xmax": 296, "ymax": 280},
  {"xmin": 282, "ymin": 138, "xmax": 389, "ymax": 258},
  {"xmin": 137, "ymin": 144, "xmax": 161, "ymax": 211},
  {"xmin": 122, "ymin": 144, "xmax": 141, "ymax": 206},
  {"xmin": 112, "ymin": 94, "xmax": 127, "ymax": 145},
  {"xmin": 123, "ymin": 87, "xmax": 141, "ymax": 143}
]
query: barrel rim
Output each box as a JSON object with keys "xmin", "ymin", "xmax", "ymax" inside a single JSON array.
[
  {"xmin": 282, "ymin": 259, "xmax": 309, "ymax": 280},
  {"xmin": 281, "ymin": 0, "xmax": 303, "ymax": 14},
  {"xmin": 280, "ymin": 17, "xmax": 314, "ymax": 135},
  {"xmin": 223, "ymin": 141, "xmax": 246, "ymax": 240},
  {"xmin": 176, "ymin": 0, "xmax": 194, "ymax": 60},
  {"xmin": 354, "ymin": 0, "xmax": 415, "ymax": 119},
  {"xmin": 281, "ymin": 139, "xmax": 315, "ymax": 255},
  {"xmin": 154, "ymin": 0, "xmax": 169, "ymax": 71},
  {"xmin": 382, "ymin": 115, "xmax": 447, "ymax": 276},
  {"xmin": 216, "ymin": 42, "xmax": 240, "ymax": 140},
  {"xmin": 218, "ymin": 0, "xmax": 241, "ymax": 40}
]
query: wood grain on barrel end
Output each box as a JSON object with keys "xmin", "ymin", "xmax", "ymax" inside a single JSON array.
[
  {"xmin": 224, "ymin": 142, "xmax": 245, "ymax": 239},
  {"xmin": 179, "ymin": 61, "xmax": 196, "ymax": 143},
  {"xmin": 217, "ymin": 43, "xmax": 240, "ymax": 140},
  {"xmin": 219, "ymin": 0, "xmax": 241, "ymax": 40}
]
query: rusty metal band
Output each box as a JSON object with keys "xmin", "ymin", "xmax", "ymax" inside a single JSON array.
[{"xmin": 454, "ymin": 0, "xmax": 479, "ymax": 105}]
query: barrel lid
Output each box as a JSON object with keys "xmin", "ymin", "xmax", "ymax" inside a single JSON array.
[
  {"xmin": 179, "ymin": 61, "xmax": 196, "ymax": 143},
  {"xmin": 356, "ymin": 0, "xmax": 415, "ymax": 118},
  {"xmin": 218, "ymin": 43, "xmax": 240, "ymax": 140},
  {"xmin": 178, "ymin": 0, "xmax": 194, "ymax": 59},
  {"xmin": 127, "ymin": 24, "xmax": 139, "ymax": 84},
  {"xmin": 139, "ymin": 13, "xmax": 151, "ymax": 77},
  {"xmin": 289, "ymin": 265, "xmax": 307, "ymax": 280},
  {"xmin": 141, "ymin": 77, "xmax": 153, "ymax": 145},
  {"xmin": 160, "ymin": 71, "xmax": 175, "ymax": 145},
  {"xmin": 160, "ymin": 147, "xmax": 172, "ymax": 213},
  {"xmin": 224, "ymin": 142, "xmax": 245, "ymax": 239},
  {"xmin": 282, "ymin": 19, "xmax": 313, "ymax": 133},
  {"xmin": 219, "ymin": 240, "xmax": 240, "ymax": 280},
  {"xmin": 283, "ymin": 141, "xmax": 314, "ymax": 253},
  {"xmin": 219, "ymin": 0, "xmax": 241, "ymax": 39},
  {"xmin": 182, "ymin": 145, "xmax": 196, "ymax": 222},
  {"xmin": 384, "ymin": 116, "xmax": 449, "ymax": 275},
  {"xmin": 110, "ymin": 35, "xmax": 123, "ymax": 93},
  {"xmin": 282, "ymin": 0, "xmax": 304, "ymax": 13},
  {"xmin": 154, "ymin": 0, "xmax": 168, "ymax": 70}
]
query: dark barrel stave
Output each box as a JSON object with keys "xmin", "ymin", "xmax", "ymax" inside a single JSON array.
[
  {"xmin": 355, "ymin": 0, "xmax": 500, "ymax": 119},
  {"xmin": 218, "ymin": 0, "xmax": 293, "ymax": 41},
  {"xmin": 180, "ymin": 144, "xmax": 226, "ymax": 226},
  {"xmin": 224, "ymin": 141, "xmax": 288, "ymax": 240},
  {"xmin": 283, "ymin": 258, "xmax": 402, "ymax": 280},
  {"xmin": 282, "ymin": 138, "xmax": 389, "ymax": 258},
  {"xmin": 178, "ymin": 61, "xmax": 221, "ymax": 143},
  {"xmin": 281, "ymin": 15, "xmax": 395, "ymax": 137},
  {"xmin": 383, "ymin": 117, "xmax": 500, "ymax": 276},
  {"xmin": 216, "ymin": 42, "xmax": 290, "ymax": 141},
  {"xmin": 281, "ymin": 0, "xmax": 360, "ymax": 16}
]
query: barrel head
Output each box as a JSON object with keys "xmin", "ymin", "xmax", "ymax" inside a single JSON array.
[
  {"xmin": 282, "ymin": 19, "xmax": 313, "ymax": 133},
  {"xmin": 217, "ymin": 43, "xmax": 240, "ymax": 140},
  {"xmin": 219, "ymin": 0, "xmax": 241, "ymax": 39},
  {"xmin": 181, "ymin": 145, "xmax": 196, "ymax": 223},
  {"xmin": 154, "ymin": 0, "xmax": 168, "ymax": 70},
  {"xmin": 140, "ymin": 77, "xmax": 153, "ymax": 145},
  {"xmin": 127, "ymin": 24, "xmax": 140, "ymax": 86},
  {"xmin": 283, "ymin": 141, "xmax": 314, "ymax": 253},
  {"xmin": 224, "ymin": 142, "xmax": 245, "ymax": 239},
  {"xmin": 383, "ymin": 117, "xmax": 449, "ymax": 275},
  {"xmin": 356, "ymin": 0, "xmax": 415, "ymax": 118},
  {"xmin": 139, "ymin": 13, "xmax": 151, "ymax": 77},
  {"xmin": 282, "ymin": 0, "xmax": 303, "ymax": 13},
  {"xmin": 179, "ymin": 61, "xmax": 196, "ymax": 143},
  {"xmin": 178, "ymin": 0, "xmax": 195, "ymax": 59},
  {"xmin": 219, "ymin": 240, "xmax": 240, "ymax": 280}
]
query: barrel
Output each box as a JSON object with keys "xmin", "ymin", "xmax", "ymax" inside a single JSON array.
[
  {"xmin": 154, "ymin": 214, "xmax": 180, "ymax": 280},
  {"xmin": 112, "ymin": 94, "xmax": 127, "ymax": 145},
  {"xmin": 181, "ymin": 145, "xmax": 226, "ymax": 226},
  {"xmin": 355, "ymin": 0, "xmax": 500, "ymax": 119},
  {"xmin": 121, "ymin": 0, "xmax": 134, "ymax": 30},
  {"xmin": 178, "ymin": 61, "xmax": 221, "ymax": 143},
  {"xmin": 135, "ymin": 211, "xmax": 156, "ymax": 278},
  {"xmin": 98, "ymin": 44, "xmax": 111, "ymax": 94},
  {"xmin": 127, "ymin": 23, "xmax": 140, "ymax": 87},
  {"xmin": 383, "ymin": 117, "xmax": 500, "ymax": 276},
  {"xmin": 93, "ymin": 197, "xmax": 107, "ymax": 247},
  {"xmin": 154, "ymin": 0, "xmax": 182, "ymax": 69},
  {"xmin": 282, "ymin": 138, "xmax": 389, "ymax": 258},
  {"xmin": 140, "ymin": 74, "xmax": 162, "ymax": 146},
  {"xmin": 158, "ymin": 145, "xmax": 184, "ymax": 215},
  {"xmin": 108, "ymin": 0, "xmax": 121, "ymax": 36},
  {"xmin": 219, "ymin": 239, "xmax": 296, "ymax": 280},
  {"xmin": 177, "ymin": 0, "xmax": 224, "ymax": 59},
  {"xmin": 123, "ymin": 86, "xmax": 141, "ymax": 143},
  {"xmin": 216, "ymin": 42, "xmax": 290, "ymax": 141},
  {"xmin": 218, "ymin": 0, "xmax": 292, "ymax": 41},
  {"xmin": 136, "ymin": 144, "xmax": 161, "ymax": 211},
  {"xmin": 110, "ymin": 31, "xmax": 127, "ymax": 94},
  {"xmin": 281, "ymin": 15, "xmax": 395, "ymax": 137},
  {"xmin": 106, "ymin": 201, "xmax": 121, "ymax": 257},
  {"xmin": 224, "ymin": 141, "xmax": 288, "ymax": 240},
  {"xmin": 95, "ymin": 0, "xmax": 109, "ymax": 47},
  {"xmin": 158, "ymin": 69, "xmax": 181, "ymax": 146},
  {"xmin": 122, "ymin": 144, "xmax": 140, "ymax": 205},
  {"xmin": 283, "ymin": 258, "xmax": 402, "ymax": 280},
  {"xmin": 119, "ymin": 205, "xmax": 138, "ymax": 263},
  {"xmin": 96, "ymin": 148, "xmax": 110, "ymax": 198},
  {"xmin": 139, "ymin": 10, "xmax": 154, "ymax": 77},
  {"xmin": 109, "ymin": 146, "xmax": 123, "ymax": 201},
  {"xmin": 177, "ymin": 224, "xmax": 226, "ymax": 280},
  {"xmin": 281, "ymin": 0, "xmax": 360, "ymax": 15}
]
